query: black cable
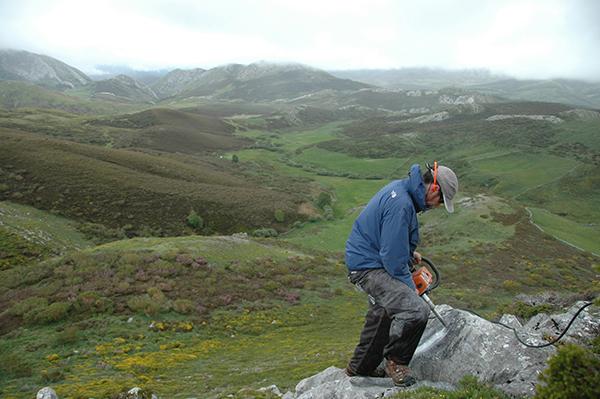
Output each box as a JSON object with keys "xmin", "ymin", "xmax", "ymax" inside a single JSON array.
[
  {"xmin": 420, "ymin": 258, "xmax": 596, "ymax": 349},
  {"xmin": 461, "ymin": 302, "xmax": 594, "ymax": 348}
]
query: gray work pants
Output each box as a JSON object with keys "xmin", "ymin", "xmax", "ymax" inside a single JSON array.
[{"xmin": 348, "ymin": 268, "xmax": 429, "ymax": 375}]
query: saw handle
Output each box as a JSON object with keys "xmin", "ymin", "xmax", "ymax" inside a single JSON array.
[{"xmin": 410, "ymin": 256, "xmax": 440, "ymax": 293}]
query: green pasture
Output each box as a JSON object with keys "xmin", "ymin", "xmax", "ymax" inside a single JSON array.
[
  {"xmin": 554, "ymin": 120, "xmax": 600, "ymax": 150},
  {"xmin": 469, "ymin": 152, "xmax": 580, "ymax": 197},
  {"xmin": 274, "ymin": 122, "xmax": 346, "ymax": 150},
  {"xmin": 528, "ymin": 207, "xmax": 600, "ymax": 255},
  {"xmin": 0, "ymin": 201, "xmax": 92, "ymax": 253},
  {"xmin": 418, "ymin": 194, "xmax": 515, "ymax": 255},
  {"xmin": 293, "ymin": 147, "xmax": 405, "ymax": 178}
]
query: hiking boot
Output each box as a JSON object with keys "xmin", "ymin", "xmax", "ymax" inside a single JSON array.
[
  {"xmin": 385, "ymin": 358, "xmax": 417, "ymax": 387},
  {"xmin": 345, "ymin": 366, "xmax": 357, "ymax": 377}
]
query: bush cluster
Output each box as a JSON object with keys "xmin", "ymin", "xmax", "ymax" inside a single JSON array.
[
  {"xmin": 534, "ymin": 344, "xmax": 600, "ymax": 399},
  {"xmin": 252, "ymin": 228, "xmax": 278, "ymax": 238}
]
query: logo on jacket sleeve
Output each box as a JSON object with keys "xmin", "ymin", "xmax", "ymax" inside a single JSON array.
[{"xmin": 391, "ymin": 190, "xmax": 397, "ymax": 198}]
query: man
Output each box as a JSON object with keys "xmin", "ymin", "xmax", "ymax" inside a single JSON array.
[{"xmin": 344, "ymin": 162, "xmax": 458, "ymax": 387}]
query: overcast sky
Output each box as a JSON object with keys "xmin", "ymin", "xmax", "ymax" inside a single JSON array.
[{"xmin": 1, "ymin": 0, "xmax": 599, "ymax": 80}]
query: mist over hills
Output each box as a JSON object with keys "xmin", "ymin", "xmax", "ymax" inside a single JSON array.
[
  {"xmin": 0, "ymin": 49, "xmax": 90, "ymax": 89},
  {"xmin": 2, "ymin": 49, "xmax": 600, "ymax": 109},
  {"xmin": 330, "ymin": 67, "xmax": 508, "ymax": 89}
]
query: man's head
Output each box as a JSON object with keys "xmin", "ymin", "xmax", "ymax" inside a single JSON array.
[{"xmin": 423, "ymin": 162, "xmax": 459, "ymax": 213}]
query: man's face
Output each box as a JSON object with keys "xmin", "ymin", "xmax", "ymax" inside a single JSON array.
[{"xmin": 425, "ymin": 184, "xmax": 443, "ymax": 209}]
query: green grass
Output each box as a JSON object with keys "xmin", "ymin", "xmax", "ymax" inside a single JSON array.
[
  {"xmin": 2, "ymin": 99, "xmax": 600, "ymax": 399},
  {"xmin": 0, "ymin": 130, "xmax": 309, "ymax": 235},
  {"xmin": 294, "ymin": 147, "xmax": 405, "ymax": 178},
  {"xmin": 0, "ymin": 235, "xmax": 363, "ymax": 398},
  {"xmin": 528, "ymin": 207, "xmax": 600, "ymax": 255},
  {"xmin": 470, "ymin": 152, "xmax": 580, "ymax": 197},
  {"xmin": 0, "ymin": 201, "xmax": 92, "ymax": 253}
]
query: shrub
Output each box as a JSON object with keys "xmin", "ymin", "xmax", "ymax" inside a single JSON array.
[
  {"xmin": 77, "ymin": 222, "xmax": 127, "ymax": 244},
  {"xmin": 56, "ymin": 325, "xmax": 80, "ymax": 345},
  {"xmin": 231, "ymin": 154, "xmax": 239, "ymax": 163},
  {"xmin": 173, "ymin": 299, "xmax": 194, "ymax": 314},
  {"xmin": 75, "ymin": 291, "xmax": 114, "ymax": 314},
  {"xmin": 497, "ymin": 301, "xmax": 554, "ymax": 320},
  {"xmin": 322, "ymin": 205, "xmax": 334, "ymax": 221},
  {"xmin": 26, "ymin": 302, "xmax": 71, "ymax": 324},
  {"xmin": 186, "ymin": 210, "xmax": 204, "ymax": 229},
  {"xmin": 127, "ymin": 295, "xmax": 161, "ymax": 316},
  {"xmin": 316, "ymin": 192, "xmax": 332, "ymax": 209},
  {"xmin": 41, "ymin": 367, "xmax": 65, "ymax": 383},
  {"xmin": 0, "ymin": 352, "xmax": 32, "ymax": 378},
  {"xmin": 535, "ymin": 344, "xmax": 600, "ymax": 399},
  {"xmin": 501, "ymin": 279, "xmax": 520, "ymax": 292},
  {"xmin": 252, "ymin": 228, "xmax": 278, "ymax": 238},
  {"xmin": 8, "ymin": 296, "xmax": 48, "ymax": 317},
  {"xmin": 274, "ymin": 209, "xmax": 285, "ymax": 223}
]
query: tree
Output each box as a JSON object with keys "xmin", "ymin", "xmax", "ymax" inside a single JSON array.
[{"xmin": 186, "ymin": 210, "xmax": 204, "ymax": 229}]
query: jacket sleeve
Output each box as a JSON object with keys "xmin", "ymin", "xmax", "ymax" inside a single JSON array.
[{"xmin": 379, "ymin": 205, "xmax": 417, "ymax": 291}]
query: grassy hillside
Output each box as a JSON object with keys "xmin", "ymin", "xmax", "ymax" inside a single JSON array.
[
  {"xmin": 0, "ymin": 235, "xmax": 360, "ymax": 398},
  {"xmin": 0, "ymin": 81, "xmax": 134, "ymax": 114},
  {"xmin": 0, "ymin": 129, "xmax": 312, "ymax": 236},
  {"xmin": 471, "ymin": 78, "xmax": 600, "ymax": 109},
  {"xmin": 89, "ymin": 108, "xmax": 250, "ymax": 153},
  {"xmin": 1, "ymin": 95, "xmax": 599, "ymax": 398}
]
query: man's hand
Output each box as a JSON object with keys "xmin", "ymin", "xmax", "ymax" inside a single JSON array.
[{"xmin": 413, "ymin": 251, "xmax": 422, "ymax": 264}]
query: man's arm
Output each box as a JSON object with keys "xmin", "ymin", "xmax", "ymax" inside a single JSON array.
[{"xmin": 379, "ymin": 207, "xmax": 417, "ymax": 291}]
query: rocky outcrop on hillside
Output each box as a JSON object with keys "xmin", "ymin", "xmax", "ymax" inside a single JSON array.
[
  {"xmin": 486, "ymin": 114, "xmax": 564, "ymax": 124},
  {"xmin": 151, "ymin": 67, "xmax": 206, "ymax": 98},
  {"xmin": 559, "ymin": 108, "xmax": 600, "ymax": 121},
  {"xmin": 281, "ymin": 302, "xmax": 598, "ymax": 398},
  {"xmin": 0, "ymin": 49, "xmax": 90, "ymax": 89},
  {"xmin": 156, "ymin": 62, "xmax": 370, "ymax": 101},
  {"xmin": 90, "ymin": 74, "xmax": 158, "ymax": 103}
]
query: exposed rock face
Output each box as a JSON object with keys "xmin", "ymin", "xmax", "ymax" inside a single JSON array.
[
  {"xmin": 285, "ymin": 302, "xmax": 598, "ymax": 398},
  {"xmin": 285, "ymin": 366, "xmax": 454, "ymax": 399},
  {"xmin": 36, "ymin": 387, "xmax": 58, "ymax": 399},
  {"xmin": 403, "ymin": 111, "xmax": 450, "ymax": 124},
  {"xmin": 522, "ymin": 301, "xmax": 599, "ymax": 348},
  {"xmin": 151, "ymin": 68, "xmax": 206, "ymax": 98},
  {"xmin": 559, "ymin": 108, "xmax": 600, "ymax": 121},
  {"xmin": 486, "ymin": 114, "xmax": 563, "ymax": 124},
  {"xmin": 91, "ymin": 74, "xmax": 158, "ymax": 103},
  {"xmin": 410, "ymin": 305, "xmax": 555, "ymax": 397},
  {"xmin": 0, "ymin": 49, "xmax": 90, "ymax": 88}
]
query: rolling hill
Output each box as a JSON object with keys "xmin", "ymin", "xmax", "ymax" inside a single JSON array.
[
  {"xmin": 162, "ymin": 62, "xmax": 371, "ymax": 101},
  {"xmin": 0, "ymin": 81, "xmax": 135, "ymax": 114},
  {"xmin": 88, "ymin": 108, "xmax": 250, "ymax": 153},
  {"xmin": 0, "ymin": 49, "xmax": 90, "ymax": 89},
  {"xmin": 0, "ymin": 129, "xmax": 313, "ymax": 236},
  {"xmin": 330, "ymin": 67, "xmax": 600, "ymax": 109},
  {"xmin": 71, "ymin": 75, "xmax": 159, "ymax": 104}
]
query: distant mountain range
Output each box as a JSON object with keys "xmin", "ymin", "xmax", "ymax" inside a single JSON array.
[
  {"xmin": 1, "ymin": 49, "xmax": 600, "ymax": 109},
  {"xmin": 329, "ymin": 67, "xmax": 508, "ymax": 89},
  {"xmin": 330, "ymin": 68, "xmax": 600, "ymax": 109},
  {"xmin": 0, "ymin": 49, "xmax": 90, "ymax": 89}
]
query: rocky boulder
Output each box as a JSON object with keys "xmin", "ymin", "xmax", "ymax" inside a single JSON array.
[{"xmin": 284, "ymin": 302, "xmax": 598, "ymax": 398}]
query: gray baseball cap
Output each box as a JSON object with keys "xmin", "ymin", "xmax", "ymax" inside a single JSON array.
[{"xmin": 437, "ymin": 165, "xmax": 459, "ymax": 213}]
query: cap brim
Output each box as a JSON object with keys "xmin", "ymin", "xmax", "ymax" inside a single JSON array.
[{"xmin": 443, "ymin": 193, "xmax": 454, "ymax": 213}]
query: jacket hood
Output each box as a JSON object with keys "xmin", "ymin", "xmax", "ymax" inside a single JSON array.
[{"xmin": 407, "ymin": 164, "xmax": 427, "ymax": 212}]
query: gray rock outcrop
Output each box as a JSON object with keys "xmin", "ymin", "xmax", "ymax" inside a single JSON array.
[
  {"xmin": 486, "ymin": 114, "xmax": 563, "ymax": 124},
  {"xmin": 286, "ymin": 366, "xmax": 453, "ymax": 399},
  {"xmin": 36, "ymin": 387, "xmax": 58, "ymax": 399},
  {"xmin": 284, "ymin": 302, "xmax": 598, "ymax": 398}
]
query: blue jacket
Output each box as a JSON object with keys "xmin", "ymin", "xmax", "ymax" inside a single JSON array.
[{"xmin": 345, "ymin": 164, "xmax": 427, "ymax": 290}]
